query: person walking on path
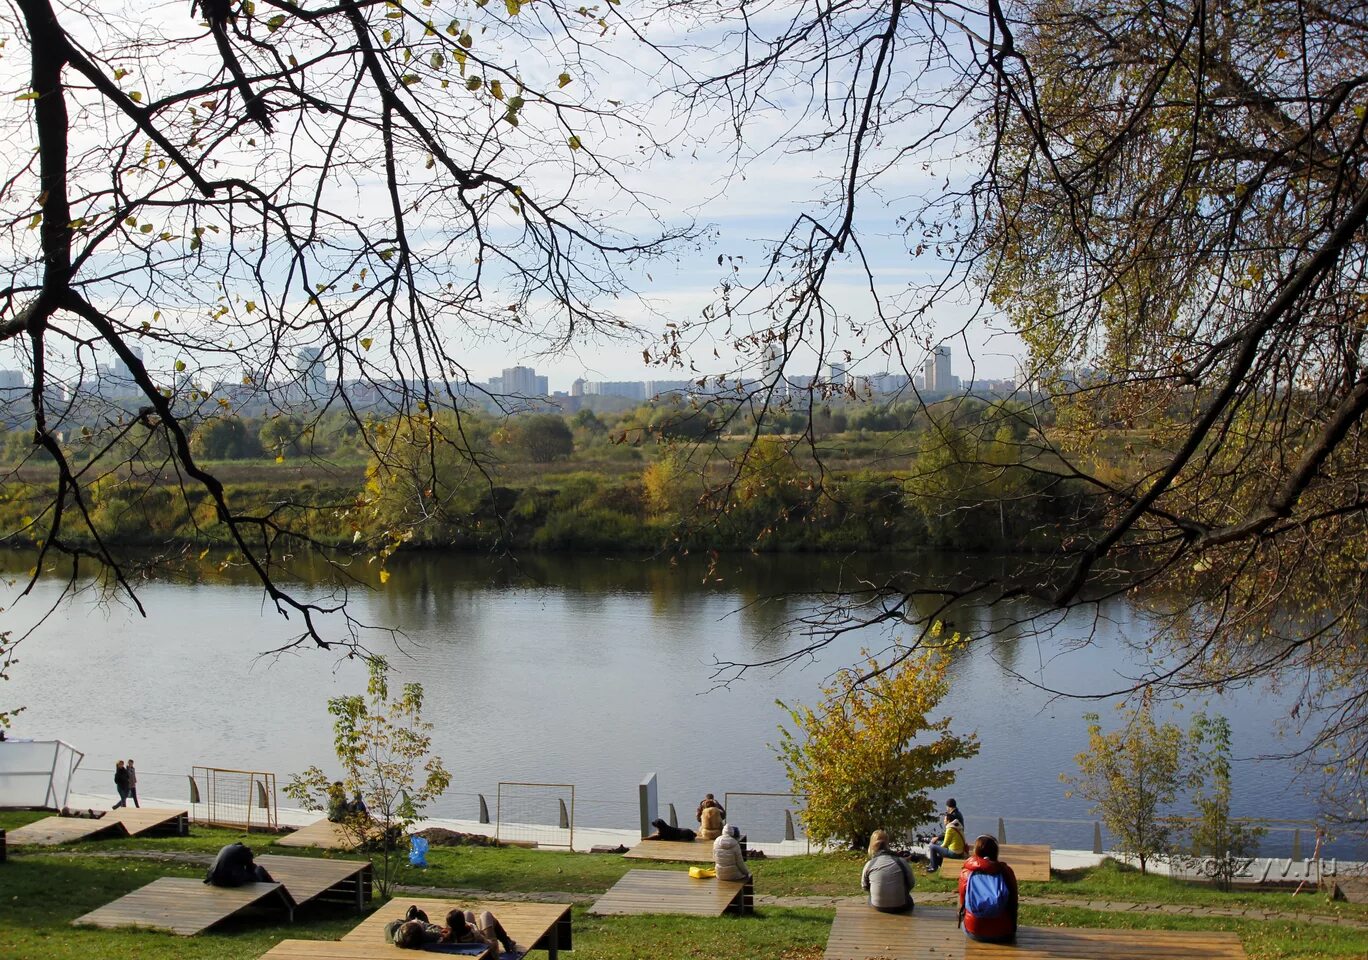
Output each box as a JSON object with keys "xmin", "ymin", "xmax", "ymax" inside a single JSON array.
[
  {"xmin": 113, "ymin": 760, "xmax": 130, "ymax": 809},
  {"xmin": 126, "ymin": 759, "xmax": 140, "ymax": 808}
]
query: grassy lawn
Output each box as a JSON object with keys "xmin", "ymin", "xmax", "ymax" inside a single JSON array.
[{"xmin": 2, "ymin": 818, "xmax": 1365, "ymax": 960}]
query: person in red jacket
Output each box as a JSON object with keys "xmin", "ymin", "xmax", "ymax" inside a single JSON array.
[{"xmin": 957, "ymin": 835, "xmax": 1019, "ymax": 942}]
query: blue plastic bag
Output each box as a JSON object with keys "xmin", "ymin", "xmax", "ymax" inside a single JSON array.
[{"xmin": 409, "ymin": 836, "xmax": 430, "ymax": 868}]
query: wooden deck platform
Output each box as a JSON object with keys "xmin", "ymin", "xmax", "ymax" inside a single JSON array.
[
  {"xmin": 823, "ymin": 903, "xmax": 1247, "ymax": 960},
  {"xmin": 6, "ymin": 815, "xmax": 130, "ymax": 846},
  {"xmin": 623, "ymin": 839, "xmax": 715, "ymax": 863},
  {"xmin": 257, "ymin": 855, "xmax": 373, "ymax": 911},
  {"xmin": 260, "ymin": 942, "xmax": 490, "ymax": 959},
  {"xmin": 276, "ymin": 819, "xmax": 369, "ymax": 851},
  {"xmin": 338, "ymin": 896, "xmax": 572, "ymax": 958},
  {"xmin": 108, "ymin": 807, "xmax": 190, "ymax": 838},
  {"xmin": 589, "ymin": 867, "xmax": 750, "ymax": 917},
  {"xmin": 995, "ymin": 843, "xmax": 1050, "ymax": 883},
  {"xmin": 73, "ymin": 877, "xmax": 295, "ymax": 936}
]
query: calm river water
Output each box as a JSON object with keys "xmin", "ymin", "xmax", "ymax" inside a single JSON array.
[{"xmin": 2, "ymin": 551, "xmax": 1357, "ymax": 857}]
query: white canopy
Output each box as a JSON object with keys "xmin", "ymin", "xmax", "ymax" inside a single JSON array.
[{"xmin": 0, "ymin": 739, "xmax": 85, "ymax": 809}]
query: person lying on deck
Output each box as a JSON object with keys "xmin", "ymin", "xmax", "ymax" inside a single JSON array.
[
  {"xmin": 644, "ymin": 818, "xmax": 697, "ymax": 842},
  {"xmin": 204, "ymin": 842, "xmax": 273, "ymax": 887},
  {"xmin": 385, "ymin": 905, "xmax": 519, "ymax": 954}
]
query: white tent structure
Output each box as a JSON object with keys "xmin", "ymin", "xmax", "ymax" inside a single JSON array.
[{"xmin": 0, "ymin": 739, "xmax": 84, "ymax": 809}]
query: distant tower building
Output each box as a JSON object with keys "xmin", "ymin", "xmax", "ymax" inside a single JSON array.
[
  {"xmin": 535, "ymin": 374, "xmax": 549, "ymax": 396},
  {"xmin": 571, "ymin": 378, "xmax": 585, "ymax": 398},
  {"xmin": 828, "ymin": 362, "xmax": 847, "ymax": 387},
  {"xmin": 761, "ymin": 341, "xmax": 788, "ymax": 399},
  {"xmin": 924, "ymin": 345, "xmax": 952, "ymax": 392},
  {"xmin": 500, "ymin": 365, "xmax": 539, "ymax": 396},
  {"xmin": 296, "ymin": 346, "xmax": 327, "ymax": 401}
]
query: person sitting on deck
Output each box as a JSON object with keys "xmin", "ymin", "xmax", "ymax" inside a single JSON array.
[
  {"xmin": 696, "ymin": 793, "xmax": 726, "ymax": 822},
  {"xmin": 698, "ymin": 801, "xmax": 725, "ymax": 841},
  {"xmin": 645, "ymin": 818, "xmax": 697, "ymax": 842},
  {"xmin": 204, "ymin": 842, "xmax": 273, "ymax": 887},
  {"xmin": 327, "ymin": 781, "xmax": 349, "ymax": 822},
  {"xmin": 714, "ymin": 824, "xmax": 751, "ymax": 882},
  {"xmin": 926, "ymin": 812, "xmax": 966, "ymax": 873},
  {"xmin": 958, "ymin": 835, "xmax": 1019, "ymax": 943},
  {"xmin": 862, "ymin": 830, "xmax": 914, "ymax": 913}
]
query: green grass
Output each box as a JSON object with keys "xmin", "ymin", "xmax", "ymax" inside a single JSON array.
[
  {"xmin": 0, "ymin": 853, "xmax": 365, "ymax": 960},
  {"xmin": 3, "ymin": 822, "xmax": 1365, "ymax": 960}
]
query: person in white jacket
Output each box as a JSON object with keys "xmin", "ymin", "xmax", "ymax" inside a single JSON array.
[
  {"xmin": 713, "ymin": 824, "xmax": 751, "ymax": 881},
  {"xmin": 862, "ymin": 830, "xmax": 914, "ymax": 912}
]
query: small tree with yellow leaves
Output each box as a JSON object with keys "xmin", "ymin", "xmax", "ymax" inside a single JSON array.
[{"xmin": 774, "ymin": 643, "xmax": 979, "ymax": 850}]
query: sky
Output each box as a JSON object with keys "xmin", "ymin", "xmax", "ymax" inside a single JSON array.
[{"xmin": 0, "ymin": 0, "xmax": 1025, "ymax": 395}]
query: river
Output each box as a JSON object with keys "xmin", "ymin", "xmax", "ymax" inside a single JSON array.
[{"xmin": 1, "ymin": 550, "xmax": 1356, "ymax": 857}]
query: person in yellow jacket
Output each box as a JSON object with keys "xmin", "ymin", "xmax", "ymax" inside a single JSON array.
[{"xmin": 926, "ymin": 813, "xmax": 966, "ymax": 873}]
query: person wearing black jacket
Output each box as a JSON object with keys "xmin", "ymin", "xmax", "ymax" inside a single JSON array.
[
  {"xmin": 112, "ymin": 760, "xmax": 130, "ymax": 809},
  {"xmin": 204, "ymin": 842, "xmax": 274, "ymax": 886}
]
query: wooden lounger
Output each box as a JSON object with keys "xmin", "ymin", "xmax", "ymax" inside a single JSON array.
[
  {"xmin": 338, "ymin": 896, "xmax": 573, "ymax": 959},
  {"xmin": 260, "ymin": 942, "xmax": 490, "ymax": 959},
  {"xmin": 256, "ymin": 854, "xmax": 373, "ymax": 912},
  {"xmin": 6, "ymin": 815, "xmax": 130, "ymax": 846},
  {"xmin": 589, "ymin": 867, "xmax": 751, "ymax": 917},
  {"xmin": 276, "ymin": 819, "xmax": 372, "ymax": 851},
  {"xmin": 823, "ymin": 903, "xmax": 1247, "ymax": 960},
  {"xmin": 623, "ymin": 839, "xmax": 715, "ymax": 863},
  {"xmin": 107, "ymin": 807, "xmax": 190, "ymax": 838},
  {"xmin": 73, "ymin": 876, "xmax": 295, "ymax": 936},
  {"xmin": 994, "ymin": 844, "xmax": 1050, "ymax": 883}
]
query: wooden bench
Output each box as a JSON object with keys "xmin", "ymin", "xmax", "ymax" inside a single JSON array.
[
  {"xmin": 257, "ymin": 855, "xmax": 373, "ymax": 912},
  {"xmin": 623, "ymin": 839, "xmax": 715, "ymax": 863},
  {"xmin": 589, "ymin": 867, "xmax": 752, "ymax": 917},
  {"xmin": 73, "ymin": 876, "xmax": 296, "ymax": 936},
  {"xmin": 823, "ymin": 903, "xmax": 1247, "ymax": 960},
  {"xmin": 335, "ymin": 897, "xmax": 572, "ymax": 959},
  {"xmin": 996, "ymin": 844, "xmax": 1050, "ymax": 883},
  {"xmin": 276, "ymin": 819, "xmax": 374, "ymax": 851}
]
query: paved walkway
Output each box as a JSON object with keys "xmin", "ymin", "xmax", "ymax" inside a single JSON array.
[{"xmin": 36, "ymin": 850, "xmax": 1368, "ymax": 931}]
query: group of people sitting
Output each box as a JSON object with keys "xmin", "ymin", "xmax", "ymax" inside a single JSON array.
[
  {"xmin": 327, "ymin": 780, "xmax": 369, "ymax": 822},
  {"xmin": 862, "ymin": 798, "xmax": 1020, "ymax": 943},
  {"xmin": 643, "ymin": 792, "xmax": 752, "ymax": 883},
  {"xmin": 384, "ymin": 903, "xmax": 520, "ymax": 955}
]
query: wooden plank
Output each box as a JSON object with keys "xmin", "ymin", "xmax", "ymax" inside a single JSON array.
[
  {"xmin": 261, "ymin": 939, "xmax": 490, "ymax": 959},
  {"xmin": 824, "ymin": 904, "xmax": 966, "ymax": 960},
  {"xmin": 276, "ymin": 819, "xmax": 369, "ymax": 851},
  {"xmin": 995, "ymin": 844, "xmax": 1050, "ymax": 883},
  {"xmin": 6, "ymin": 815, "xmax": 129, "ymax": 846},
  {"xmin": 341, "ymin": 897, "xmax": 571, "ymax": 956},
  {"xmin": 73, "ymin": 876, "xmax": 295, "ymax": 936},
  {"xmin": 824, "ymin": 903, "xmax": 1247, "ymax": 960},
  {"xmin": 256, "ymin": 854, "xmax": 373, "ymax": 909},
  {"xmin": 623, "ymin": 839, "xmax": 715, "ymax": 863},
  {"xmin": 589, "ymin": 868, "xmax": 744, "ymax": 917},
  {"xmin": 108, "ymin": 807, "xmax": 190, "ymax": 838}
]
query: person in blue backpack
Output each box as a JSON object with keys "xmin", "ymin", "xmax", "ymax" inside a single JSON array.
[{"xmin": 957, "ymin": 835, "xmax": 1018, "ymax": 942}]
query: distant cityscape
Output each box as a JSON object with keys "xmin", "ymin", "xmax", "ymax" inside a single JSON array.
[{"xmin": 0, "ymin": 344, "xmax": 1058, "ymax": 428}]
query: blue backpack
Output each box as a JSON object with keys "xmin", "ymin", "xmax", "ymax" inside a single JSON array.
[{"xmin": 965, "ymin": 869, "xmax": 1009, "ymax": 918}]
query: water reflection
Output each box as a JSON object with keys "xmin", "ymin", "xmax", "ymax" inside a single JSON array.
[{"xmin": 2, "ymin": 549, "xmax": 1355, "ymax": 857}]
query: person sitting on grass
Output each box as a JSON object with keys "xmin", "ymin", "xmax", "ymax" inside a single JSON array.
[
  {"xmin": 958, "ymin": 835, "xmax": 1018, "ymax": 943},
  {"xmin": 926, "ymin": 812, "xmax": 966, "ymax": 873},
  {"xmin": 644, "ymin": 818, "xmax": 697, "ymax": 842},
  {"xmin": 862, "ymin": 829, "xmax": 914, "ymax": 913},
  {"xmin": 713, "ymin": 824, "xmax": 751, "ymax": 882}
]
